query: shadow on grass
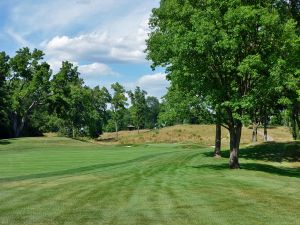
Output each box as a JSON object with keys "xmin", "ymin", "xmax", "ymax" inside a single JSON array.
[
  {"xmin": 0, "ymin": 140, "xmax": 11, "ymax": 145},
  {"xmin": 97, "ymin": 137, "xmax": 117, "ymax": 142},
  {"xmin": 240, "ymin": 142, "xmax": 300, "ymax": 162},
  {"xmin": 203, "ymin": 142, "xmax": 300, "ymax": 163},
  {"xmin": 192, "ymin": 163, "xmax": 300, "ymax": 178}
]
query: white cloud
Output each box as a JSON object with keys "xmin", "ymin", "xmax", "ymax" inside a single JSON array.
[
  {"xmin": 9, "ymin": 0, "xmax": 119, "ymax": 35},
  {"xmin": 2, "ymin": 0, "xmax": 165, "ymax": 97},
  {"xmin": 6, "ymin": 0, "xmax": 158, "ymax": 63},
  {"xmin": 126, "ymin": 73, "xmax": 169, "ymax": 99},
  {"xmin": 47, "ymin": 60, "xmax": 119, "ymax": 87},
  {"xmin": 78, "ymin": 62, "xmax": 118, "ymax": 77},
  {"xmin": 43, "ymin": 19, "xmax": 149, "ymax": 64},
  {"xmin": 137, "ymin": 73, "xmax": 168, "ymax": 87}
]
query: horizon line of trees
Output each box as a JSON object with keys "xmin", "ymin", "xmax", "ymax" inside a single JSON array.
[
  {"xmin": 0, "ymin": 48, "xmax": 160, "ymax": 139},
  {"xmin": 0, "ymin": 46, "xmax": 298, "ymax": 141}
]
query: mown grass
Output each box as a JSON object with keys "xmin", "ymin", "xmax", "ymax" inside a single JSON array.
[{"xmin": 0, "ymin": 137, "xmax": 299, "ymax": 225}]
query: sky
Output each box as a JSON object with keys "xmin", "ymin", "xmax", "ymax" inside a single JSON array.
[{"xmin": 0, "ymin": 0, "xmax": 169, "ymax": 99}]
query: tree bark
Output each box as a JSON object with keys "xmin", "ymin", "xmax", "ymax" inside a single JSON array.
[
  {"xmin": 10, "ymin": 101, "xmax": 37, "ymax": 138},
  {"xmin": 11, "ymin": 113, "xmax": 25, "ymax": 138},
  {"xmin": 252, "ymin": 122, "xmax": 258, "ymax": 143},
  {"xmin": 263, "ymin": 118, "xmax": 268, "ymax": 142},
  {"xmin": 229, "ymin": 122, "xmax": 242, "ymax": 169},
  {"xmin": 292, "ymin": 104, "xmax": 300, "ymax": 140},
  {"xmin": 214, "ymin": 124, "xmax": 221, "ymax": 157},
  {"xmin": 12, "ymin": 114, "xmax": 20, "ymax": 138},
  {"xmin": 115, "ymin": 121, "xmax": 118, "ymax": 140},
  {"xmin": 72, "ymin": 126, "xmax": 76, "ymax": 138}
]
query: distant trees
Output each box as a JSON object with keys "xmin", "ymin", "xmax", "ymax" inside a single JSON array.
[
  {"xmin": 110, "ymin": 82, "xmax": 128, "ymax": 139},
  {"xmin": 128, "ymin": 87, "xmax": 147, "ymax": 133},
  {"xmin": 146, "ymin": 0, "xmax": 300, "ymax": 168},
  {"xmin": 7, "ymin": 48, "xmax": 51, "ymax": 137},
  {"xmin": 87, "ymin": 86, "xmax": 111, "ymax": 138},
  {"xmin": 158, "ymin": 85, "xmax": 213, "ymax": 126},
  {"xmin": 0, "ymin": 46, "xmax": 164, "ymax": 139},
  {"xmin": 0, "ymin": 52, "xmax": 10, "ymax": 138},
  {"xmin": 50, "ymin": 62, "xmax": 112, "ymax": 138},
  {"xmin": 145, "ymin": 96, "xmax": 160, "ymax": 129},
  {"xmin": 0, "ymin": 49, "xmax": 115, "ymax": 139}
]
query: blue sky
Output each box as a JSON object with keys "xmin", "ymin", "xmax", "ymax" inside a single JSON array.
[{"xmin": 0, "ymin": 0, "xmax": 169, "ymax": 99}]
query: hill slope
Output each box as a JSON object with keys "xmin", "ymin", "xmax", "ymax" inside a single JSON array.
[{"xmin": 99, "ymin": 124, "xmax": 293, "ymax": 146}]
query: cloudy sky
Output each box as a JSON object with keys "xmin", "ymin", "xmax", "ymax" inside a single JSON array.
[{"xmin": 0, "ymin": 0, "xmax": 169, "ymax": 99}]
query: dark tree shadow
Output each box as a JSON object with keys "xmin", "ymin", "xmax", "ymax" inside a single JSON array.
[
  {"xmin": 241, "ymin": 163, "xmax": 300, "ymax": 178},
  {"xmin": 97, "ymin": 137, "xmax": 117, "ymax": 142},
  {"xmin": 200, "ymin": 142, "xmax": 300, "ymax": 178},
  {"xmin": 192, "ymin": 163, "xmax": 300, "ymax": 178},
  {"xmin": 239, "ymin": 142, "xmax": 300, "ymax": 162},
  {"xmin": 0, "ymin": 140, "xmax": 11, "ymax": 145},
  {"xmin": 203, "ymin": 142, "xmax": 300, "ymax": 163}
]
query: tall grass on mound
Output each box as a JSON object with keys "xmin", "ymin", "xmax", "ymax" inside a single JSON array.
[{"xmin": 100, "ymin": 125, "xmax": 293, "ymax": 146}]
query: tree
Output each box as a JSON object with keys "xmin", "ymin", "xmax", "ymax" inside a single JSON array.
[
  {"xmin": 145, "ymin": 96, "xmax": 160, "ymax": 128},
  {"xmin": 87, "ymin": 86, "xmax": 111, "ymax": 138},
  {"xmin": 50, "ymin": 62, "xmax": 111, "ymax": 138},
  {"xmin": 276, "ymin": 0, "xmax": 300, "ymax": 140},
  {"xmin": 111, "ymin": 82, "xmax": 127, "ymax": 139},
  {"xmin": 0, "ymin": 52, "xmax": 10, "ymax": 138},
  {"xmin": 50, "ymin": 61, "xmax": 83, "ymax": 137},
  {"xmin": 8, "ymin": 48, "xmax": 51, "ymax": 137},
  {"xmin": 158, "ymin": 84, "xmax": 213, "ymax": 126},
  {"xmin": 146, "ymin": 0, "xmax": 299, "ymax": 168},
  {"xmin": 128, "ymin": 87, "xmax": 148, "ymax": 133}
]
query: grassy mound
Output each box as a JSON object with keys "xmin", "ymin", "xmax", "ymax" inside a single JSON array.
[{"xmin": 99, "ymin": 124, "xmax": 293, "ymax": 146}]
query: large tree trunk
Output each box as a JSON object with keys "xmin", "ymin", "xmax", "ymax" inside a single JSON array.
[
  {"xmin": 214, "ymin": 124, "xmax": 221, "ymax": 157},
  {"xmin": 10, "ymin": 101, "xmax": 36, "ymax": 138},
  {"xmin": 263, "ymin": 118, "xmax": 268, "ymax": 142},
  {"xmin": 11, "ymin": 113, "xmax": 25, "ymax": 138},
  {"xmin": 72, "ymin": 126, "xmax": 76, "ymax": 138},
  {"xmin": 252, "ymin": 122, "xmax": 258, "ymax": 143},
  {"xmin": 229, "ymin": 122, "xmax": 242, "ymax": 169},
  {"xmin": 12, "ymin": 116, "xmax": 20, "ymax": 138},
  {"xmin": 115, "ymin": 121, "xmax": 118, "ymax": 140},
  {"xmin": 295, "ymin": 116, "xmax": 300, "ymax": 139},
  {"xmin": 292, "ymin": 103, "xmax": 300, "ymax": 140}
]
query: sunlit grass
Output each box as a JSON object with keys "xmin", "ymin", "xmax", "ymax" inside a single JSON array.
[{"xmin": 0, "ymin": 137, "xmax": 299, "ymax": 225}]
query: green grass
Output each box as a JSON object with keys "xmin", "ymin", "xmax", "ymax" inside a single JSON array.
[{"xmin": 0, "ymin": 137, "xmax": 299, "ymax": 225}]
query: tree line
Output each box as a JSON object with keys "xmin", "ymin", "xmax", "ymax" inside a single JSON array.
[
  {"xmin": 146, "ymin": 0, "xmax": 300, "ymax": 168},
  {"xmin": 0, "ymin": 48, "xmax": 160, "ymax": 139}
]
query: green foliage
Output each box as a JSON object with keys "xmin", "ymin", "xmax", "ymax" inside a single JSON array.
[
  {"xmin": 128, "ymin": 86, "xmax": 147, "ymax": 130},
  {"xmin": 145, "ymin": 96, "xmax": 160, "ymax": 128},
  {"xmin": 49, "ymin": 62, "xmax": 111, "ymax": 138},
  {"xmin": 158, "ymin": 85, "xmax": 213, "ymax": 127},
  {"xmin": 0, "ymin": 52, "xmax": 10, "ymax": 138},
  {"xmin": 146, "ymin": 0, "xmax": 300, "ymax": 166},
  {"xmin": 111, "ymin": 82, "xmax": 127, "ymax": 136},
  {"xmin": 7, "ymin": 47, "xmax": 51, "ymax": 137}
]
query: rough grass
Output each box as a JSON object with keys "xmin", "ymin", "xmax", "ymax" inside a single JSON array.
[
  {"xmin": 0, "ymin": 137, "xmax": 299, "ymax": 225},
  {"xmin": 99, "ymin": 125, "xmax": 292, "ymax": 146}
]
